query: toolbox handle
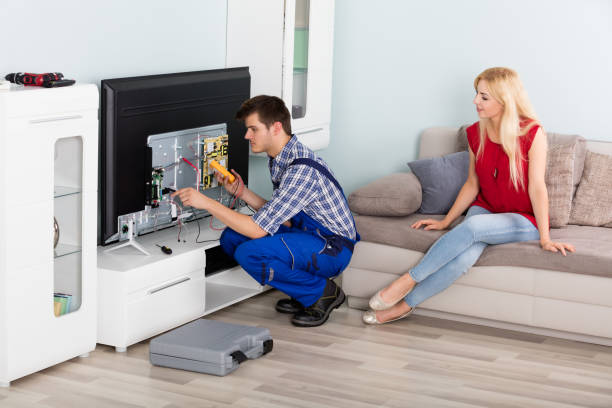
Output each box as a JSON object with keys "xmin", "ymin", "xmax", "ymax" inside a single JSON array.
[
  {"xmin": 230, "ymin": 339, "xmax": 273, "ymax": 365},
  {"xmin": 263, "ymin": 339, "xmax": 273, "ymax": 355},
  {"xmin": 230, "ymin": 350, "xmax": 248, "ymax": 364}
]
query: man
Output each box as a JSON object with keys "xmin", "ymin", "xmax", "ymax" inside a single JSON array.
[{"xmin": 173, "ymin": 95, "xmax": 358, "ymax": 327}]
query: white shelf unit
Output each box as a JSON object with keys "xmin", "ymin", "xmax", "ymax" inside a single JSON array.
[
  {"xmin": 227, "ymin": 0, "xmax": 335, "ymax": 151},
  {"xmin": 97, "ymin": 218, "xmax": 269, "ymax": 352},
  {"xmin": 0, "ymin": 84, "xmax": 98, "ymax": 387}
]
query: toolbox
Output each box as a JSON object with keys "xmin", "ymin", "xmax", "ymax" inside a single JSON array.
[{"xmin": 149, "ymin": 319, "xmax": 273, "ymax": 376}]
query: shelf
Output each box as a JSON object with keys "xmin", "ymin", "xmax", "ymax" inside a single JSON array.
[
  {"xmin": 54, "ymin": 186, "xmax": 81, "ymax": 198},
  {"xmin": 54, "ymin": 243, "xmax": 81, "ymax": 259},
  {"xmin": 204, "ymin": 282, "xmax": 262, "ymax": 315}
]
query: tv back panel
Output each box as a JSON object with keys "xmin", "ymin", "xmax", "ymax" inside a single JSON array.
[{"xmin": 100, "ymin": 68, "xmax": 250, "ymax": 244}]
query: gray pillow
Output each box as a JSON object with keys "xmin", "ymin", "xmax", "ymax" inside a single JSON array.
[
  {"xmin": 569, "ymin": 151, "xmax": 612, "ymax": 227},
  {"xmin": 348, "ymin": 173, "xmax": 422, "ymax": 216},
  {"xmin": 407, "ymin": 151, "xmax": 469, "ymax": 214}
]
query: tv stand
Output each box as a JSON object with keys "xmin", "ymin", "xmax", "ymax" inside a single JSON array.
[
  {"xmin": 104, "ymin": 220, "xmax": 150, "ymax": 256},
  {"xmin": 97, "ymin": 215, "xmax": 268, "ymax": 352}
]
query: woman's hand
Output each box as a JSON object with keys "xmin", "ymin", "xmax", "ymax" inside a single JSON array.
[
  {"xmin": 411, "ymin": 218, "xmax": 450, "ymax": 231},
  {"xmin": 171, "ymin": 188, "xmax": 210, "ymax": 209},
  {"xmin": 540, "ymin": 240, "xmax": 575, "ymax": 256}
]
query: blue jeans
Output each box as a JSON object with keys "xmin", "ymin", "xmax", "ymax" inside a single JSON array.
[
  {"xmin": 404, "ymin": 206, "xmax": 540, "ymax": 308},
  {"xmin": 220, "ymin": 211, "xmax": 357, "ymax": 307}
]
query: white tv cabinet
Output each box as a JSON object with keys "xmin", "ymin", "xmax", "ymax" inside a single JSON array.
[
  {"xmin": 227, "ymin": 0, "xmax": 335, "ymax": 151},
  {"xmin": 0, "ymin": 84, "xmax": 98, "ymax": 386},
  {"xmin": 98, "ymin": 219, "xmax": 268, "ymax": 352}
]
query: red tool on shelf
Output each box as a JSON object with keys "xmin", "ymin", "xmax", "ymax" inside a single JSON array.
[{"xmin": 4, "ymin": 72, "xmax": 75, "ymax": 87}]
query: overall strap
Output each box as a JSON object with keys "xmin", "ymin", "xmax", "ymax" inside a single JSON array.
[
  {"xmin": 289, "ymin": 158, "xmax": 345, "ymax": 196},
  {"xmin": 288, "ymin": 158, "xmax": 358, "ymax": 242}
]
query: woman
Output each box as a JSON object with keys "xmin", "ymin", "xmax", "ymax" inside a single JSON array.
[{"xmin": 363, "ymin": 67, "xmax": 575, "ymax": 325}]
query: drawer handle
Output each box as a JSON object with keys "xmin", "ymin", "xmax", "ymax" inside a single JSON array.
[
  {"xmin": 148, "ymin": 277, "xmax": 191, "ymax": 294},
  {"xmin": 29, "ymin": 115, "xmax": 83, "ymax": 124}
]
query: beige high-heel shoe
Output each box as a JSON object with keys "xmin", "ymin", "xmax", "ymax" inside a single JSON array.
[
  {"xmin": 368, "ymin": 285, "xmax": 414, "ymax": 311},
  {"xmin": 362, "ymin": 308, "xmax": 415, "ymax": 325}
]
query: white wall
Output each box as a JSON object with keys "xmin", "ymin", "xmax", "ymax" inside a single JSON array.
[
  {"xmin": 2, "ymin": 0, "xmax": 610, "ymax": 201},
  {"xmin": 0, "ymin": 0, "xmax": 278, "ymax": 201},
  {"xmin": 0, "ymin": 0, "xmax": 227, "ymax": 84},
  {"xmin": 324, "ymin": 0, "xmax": 612, "ymax": 195}
]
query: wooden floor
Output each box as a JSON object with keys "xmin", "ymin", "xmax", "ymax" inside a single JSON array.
[{"xmin": 2, "ymin": 290, "xmax": 612, "ymax": 408}]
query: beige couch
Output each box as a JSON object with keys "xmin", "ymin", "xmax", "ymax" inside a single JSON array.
[{"xmin": 343, "ymin": 127, "xmax": 612, "ymax": 346}]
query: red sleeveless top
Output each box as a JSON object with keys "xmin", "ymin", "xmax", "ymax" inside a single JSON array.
[{"xmin": 466, "ymin": 121, "xmax": 539, "ymax": 228}]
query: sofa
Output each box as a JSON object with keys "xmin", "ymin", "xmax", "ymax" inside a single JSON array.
[{"xmin": 342, "ymin": 126, "xmax": 612, "ymax": 346}]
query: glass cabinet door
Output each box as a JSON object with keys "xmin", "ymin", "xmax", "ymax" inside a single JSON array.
[
  {"xmin": 291, "ymin": 0, "xmax": 310, "ymax": 119},
  {"xmin": 53, "ymin": 136, "xmax": 83, "ymax": 316},
  {"xmin": 282, "ymin": 0, "xmax": 334, "ymax": 151}
]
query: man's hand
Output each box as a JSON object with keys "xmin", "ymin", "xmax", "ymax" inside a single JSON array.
[
  {"xmin": 215, "ymin": 169, "xmax": 243, "ymax": 196},
  {"xmin": 171, "ymin": 188, "xmax": 210, "ymax": 209},
  {"xmin": 540, "ymin": 240, "xmax": 575, "ymax": 256}
]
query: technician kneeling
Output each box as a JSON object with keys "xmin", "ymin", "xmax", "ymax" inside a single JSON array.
[{"xmin": 173, "ymin": 95, "xmax": 358, "ymax": 327}]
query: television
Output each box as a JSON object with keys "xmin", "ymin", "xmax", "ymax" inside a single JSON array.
[{"xmin": 100, "ymin": 68, "xmax": 251, "ymax": 245}]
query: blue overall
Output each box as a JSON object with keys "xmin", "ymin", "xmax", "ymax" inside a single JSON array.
[{"xmin": 220, "ymin": 158, "xmax": 359, "ymax": 307}]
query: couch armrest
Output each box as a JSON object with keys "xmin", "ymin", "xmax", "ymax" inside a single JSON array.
[{"xmin": 348, "ymin": 173, "xmax": 422, "ymax": 216}]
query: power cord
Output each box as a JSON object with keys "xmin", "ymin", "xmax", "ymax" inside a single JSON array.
[
  {"xmin": 208, "ymin": 172, "xmax": 244, "ymax": 231},
  {"xmin": 195, "ymin": 173, "xmax": 253, "ymax": 242}
]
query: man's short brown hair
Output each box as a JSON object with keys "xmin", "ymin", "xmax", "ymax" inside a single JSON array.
[{"xmin": 236, "ymin": 95, "xmax": 292, "ymax": 135}]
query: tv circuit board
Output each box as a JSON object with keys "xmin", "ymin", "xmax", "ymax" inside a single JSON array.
[{"xmin": 112, "ymin": 123, "xmax": 237, "ymax": 243}]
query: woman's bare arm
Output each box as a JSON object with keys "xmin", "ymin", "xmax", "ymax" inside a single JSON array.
[{"xmin": 527, "ymin": 128, "xmax": 575, "ymax": 255}]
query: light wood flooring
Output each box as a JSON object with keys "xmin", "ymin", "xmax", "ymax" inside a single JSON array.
[{"xmin": 2, "ymin": 290, "xmax": 612, "ymax": 408}]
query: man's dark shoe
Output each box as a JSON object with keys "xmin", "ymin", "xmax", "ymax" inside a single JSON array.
[
  {"xmin": 275, "ymin": 298, "xmax": 304, "ymax": 314},
  {"xmin": 291, "ymin": 280, "xmax": 345, "ymax": 327}
]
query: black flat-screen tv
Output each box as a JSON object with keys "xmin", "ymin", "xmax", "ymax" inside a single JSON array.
[{"xmin": 100, "ymin": 67, "xmax": 250, "ymax": 244}]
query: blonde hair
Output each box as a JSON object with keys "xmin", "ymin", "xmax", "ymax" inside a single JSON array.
[{"xmin": 474, "ymin": 67, "xmax": 539, "ymax": 191}]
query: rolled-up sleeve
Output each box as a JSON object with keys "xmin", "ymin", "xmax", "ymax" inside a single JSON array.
[{"xmin": 252, "ymin": 165, "xmax": 320, "ymax": 235}]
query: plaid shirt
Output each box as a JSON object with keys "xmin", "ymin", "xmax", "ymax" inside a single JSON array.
[{"xmin": 252, "ymin": 136, "xmax": 356, "ymax": 240}]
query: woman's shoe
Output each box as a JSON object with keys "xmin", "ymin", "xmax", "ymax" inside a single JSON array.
[
  {"xmin": 362, "ymin": 308, "xmax": 414, "ymax": 325},
  {"xmin": 368, "ymin": 285, "xmax": 414, "ymax": 311}
]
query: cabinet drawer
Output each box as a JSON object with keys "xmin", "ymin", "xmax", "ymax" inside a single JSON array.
[
  {"xmin": 125, "ymin": 270, "xmax": 205, "ymax": 345},
  {"xmin": 125, "ymin": 250, "xmax": 206, "ymax": 293}
]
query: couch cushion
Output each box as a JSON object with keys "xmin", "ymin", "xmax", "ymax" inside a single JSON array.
[
  {"xmin": 419, "ymin": 285, "xmax": 536, "ymax": 326},
  {"xmin": 418, "ymin": 127, "xmax": 461, "ymax": 159},
  {"xmin": 534, "ymin": 269, "xmax": 612, "ymax": 308},
  {"xmin": 475, "ymin": 225, "xmax": 612, "ymax": 278},
  {"xmin": 407, "ymin": 151, "xmax": 469, "ymax": 214},
  {"xmin": 569, "ymin": 151, "xmax": 612, "ymax": 227},
  {"xmin": 347, "ymin": 241, "xmax": 423, "ymax": 275},
  {"xmin": 547, "ymin": 132, "xmax": 587, "ymax": 190},
  {"xmin": 545, "ymin": 143, "xmax": 576, "ymax": 227},
  {"xmin": 354, "ymin": 213, "xmax": 464, "ymax": 253},
  {"xmin": 348, "ymin": 173, "xmax": 422, "ymax": 216},
  {"xmin": 456, "ymin": 124, "xmax": 470, "ymax": 152},
  {"xmin": 356, "ymin": 213, "xmax": 612, "ymax": 278}
]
